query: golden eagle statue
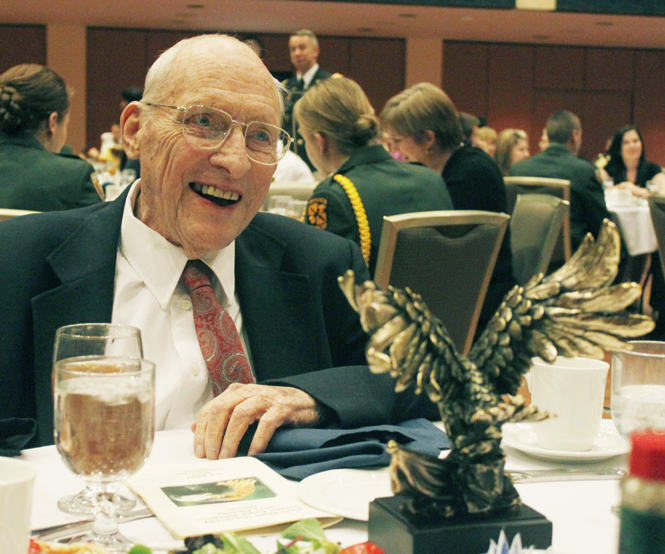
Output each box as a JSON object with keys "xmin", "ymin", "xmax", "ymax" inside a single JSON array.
[{"xmin": 339, "ymin": 220, "xmax": 653, "ymax": 519}]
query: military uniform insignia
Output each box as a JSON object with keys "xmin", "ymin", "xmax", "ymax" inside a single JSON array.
[{"xmin": 306, "ymin": 197, "xmax": 328, "ymax": 229}]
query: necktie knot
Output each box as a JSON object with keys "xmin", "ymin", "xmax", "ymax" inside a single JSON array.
[{"xmin": 181, "ymin": 260, "xmax": 212, "ymax": 292}]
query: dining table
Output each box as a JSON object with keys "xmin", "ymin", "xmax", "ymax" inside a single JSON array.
[
  {"xmin": 23, "ymin": 422, "xmax": 628, "ymax": 554},
  {"xmin": 605, "ymin": 194, "xmax": 657, "ymax": 257}
]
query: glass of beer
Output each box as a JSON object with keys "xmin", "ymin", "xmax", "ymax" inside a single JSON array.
[
  {"xmin": 54, "ymin": 324, "xmax": 144, "ymax": 516},
  {"xmin": 54, "ymin": 350, "xmax": 154, "ymax": 552}
]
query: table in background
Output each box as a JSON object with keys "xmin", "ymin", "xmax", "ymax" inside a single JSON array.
[
  {"xmin": 23, "ymin": 428, "xmax": 625, "ymax": 554},
  {"xmin": 606, "ymin": 199, "xmax": 657, "ymax": 257}
]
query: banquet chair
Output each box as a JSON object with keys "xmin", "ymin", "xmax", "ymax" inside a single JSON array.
[
  {"xmin": 0, "ymin": 208, "xmax": 39, "ymax": 222},
  {"xmin": 374, "ymin": 210, "xmax": 509, "ymax": 354},
  {"xmin": 504, "ymin": 176, "xmax": 572, "ymax": 265},
  {"xmin": 510, "ymin": 194, "xmax": 569, "ymax": 286},
  {"xmin": 262, "ymin": 182, "xmax": 317, "ymax": 211},
  {"xmin": 648, "ymin": 195, "xmax": 665, "ymax": 278}
]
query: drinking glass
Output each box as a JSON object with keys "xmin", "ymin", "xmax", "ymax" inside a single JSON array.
[
  {"xmin": 54, "ymin": 356, "xmax": 155, "ymax": 552},
  {"xmin": 54, "ymin": 324, "xmax": 143, "ymax": 516},
  {"xmin": 611, "ymin": 341, "xmax": 665, "ymax": 441}
]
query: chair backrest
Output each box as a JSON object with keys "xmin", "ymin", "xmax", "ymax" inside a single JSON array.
[
  {"xmin": 374, "ymin": 210, "xmax": 509, "ymax": 354},
  {"xmin": 510, "ymin": 194, "xmax": 569, "ymax": 285},
  {"xmin": 649, "ymin": 195, "xmax": 665, "ymax": 278},
  {"xmin": 504, "ymin": 176, "xmax": 572, "ymax": 263},
  {"xmin": 262, "ymin": 182, "xmax": 317, "ymax": 211},
  {"xmin": 0, "ymin": 208, "xmax": 39, "ymax": 223}
]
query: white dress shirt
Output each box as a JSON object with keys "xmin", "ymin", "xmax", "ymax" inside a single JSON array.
[
  {"xmin": 297, "ymin": 63, "xmax": 320, "ymax": 90},
  {"xmin": 111, "ymin": 181, "xmax": 253, "ymax": 430}
]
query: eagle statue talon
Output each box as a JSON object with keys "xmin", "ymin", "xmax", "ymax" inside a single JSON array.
[{"xmin": 339, "ymin": 219, "xmax": 653, "ymax": 518}]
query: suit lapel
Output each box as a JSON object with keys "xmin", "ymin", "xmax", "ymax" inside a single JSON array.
[
  {"xmin": 235, "ymin": 219, "xmax": 322, "ymax": 380},
  {"xmin": 31, "ymin": 195, "xmax": 125, "ymax": 444}
]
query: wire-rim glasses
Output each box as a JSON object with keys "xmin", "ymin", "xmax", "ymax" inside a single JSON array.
[{"xmin": 143, "ymin": 102, "xmax": 292, "ymax": 166}]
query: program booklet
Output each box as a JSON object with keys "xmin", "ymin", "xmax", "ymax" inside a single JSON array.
[{"xmin": 127, "ymin": 457, "xmax": 341, "ymax": 539}]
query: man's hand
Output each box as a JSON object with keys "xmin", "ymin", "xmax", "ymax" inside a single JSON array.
[{"xmin": 192, "ymin": 383, "xmax": 322, "ymax": 459}]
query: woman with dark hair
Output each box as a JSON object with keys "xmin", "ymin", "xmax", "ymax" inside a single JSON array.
[
  {"xmin": 0, "ymin": 64, "xmax": 101, "ymax": 211},
  {"xmin": 296, "ymin": 76, "xmax": 452, "ymax": 276},
  {"xmin": 600, "ymin": 125, "xmax": 665, "ymax": 198}
]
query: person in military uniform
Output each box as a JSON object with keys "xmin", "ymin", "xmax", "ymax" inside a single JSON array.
[
  {"xmin": 295, "ymin": 76, "xmax": 453, "ymax": 277},
  {"xmin": 282, "ymin": 30, "xmax": 331, "ymax": 172}
]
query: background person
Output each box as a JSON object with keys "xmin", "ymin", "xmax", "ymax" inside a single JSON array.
[
  {"xmin": 0, "ymin": 64, "xmax": 101, "ymax": 211},
  {"xmin": 282, "ymin": 29, "xmax": 332, "ymax": 171},
  {"xmin": 495, "ymin": 128, "xmax": 530, "ymax": 176},
  {"xmin": 600, "ymin": 125, "xmax": 665, "ymax": 198},
  {"xmin": 472, "ymin": 126, "xmax": 497, "ymax": 158},
  {"xmin": 295, "ymin": 76, "xmax": 453, "ymax": 276},
  {"xmin": 380, "ymin": 83, "xmax": 516, "ymax": 332}
]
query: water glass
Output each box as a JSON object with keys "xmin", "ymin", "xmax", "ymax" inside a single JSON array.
[{"xmin": 612, "ymin": 341, "xmax": 665, "ymax": 441}]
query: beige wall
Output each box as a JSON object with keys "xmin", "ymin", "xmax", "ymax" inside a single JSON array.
[
  {"xmin": 47, "ymin": 24, "xmax": 86, "ymax": 154},
  {"xmin": 405, "ymin": 38, "xmax": 442, "ymax": 88}
]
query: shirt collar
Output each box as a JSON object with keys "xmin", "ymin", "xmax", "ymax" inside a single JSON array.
[
  {"xmin": 298, "ymin": 64, "xmax": 320, "ymax": 88},
  {"xmin": 120, "ymin": 180, "xmax": 236, "ymax": 311}
]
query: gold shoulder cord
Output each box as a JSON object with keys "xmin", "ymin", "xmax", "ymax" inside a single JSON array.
[{"xmin": 333, "ymin": 174, "xmax": 371, "ymax": 266}]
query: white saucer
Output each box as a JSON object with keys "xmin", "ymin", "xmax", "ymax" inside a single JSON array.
[
  {"xmin": 501, "ymin": 420, "xmax": 629, "ymax": 462},
  {"xmin": 297, "ymin": 468, "xmax": 392, "ymax": 521}
]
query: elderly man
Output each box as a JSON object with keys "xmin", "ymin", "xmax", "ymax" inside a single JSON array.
[
  {"xmin": 282, "ymin": 30, "xmax": 331, "ymax": 170},
  {"xmin": 0, "ymin": 35, "xmax": 434, "ymax": 457},
  {"xmin": 510, "ymin": 110, "xmax": 611, "ymax": 250}
]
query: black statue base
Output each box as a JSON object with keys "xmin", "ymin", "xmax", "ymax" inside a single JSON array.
[{"xmin": 368, "ymin": 495, "xmax": 552, "ymax": 554}]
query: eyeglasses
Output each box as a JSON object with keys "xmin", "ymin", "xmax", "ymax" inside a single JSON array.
[{"xmin": 143, "ymin": 102, "xmax": 292, "ymax": 166}]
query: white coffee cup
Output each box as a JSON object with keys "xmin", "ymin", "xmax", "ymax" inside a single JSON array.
[
  {"xmin": 530, "ymin": 356, "xmax": 609, "ymax": 452},
  {"xmin": 0, "ymin": 457, "xmax": 37, "ymax": 554}
]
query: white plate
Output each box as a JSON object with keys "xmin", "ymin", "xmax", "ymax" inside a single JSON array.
[
  {"xmin": 502, "ymin": 420, "xmax": 629, "ymax": 462},
  {"xmin": 297, "ymin": 468, "xmax": 392, "ymax": 521}
]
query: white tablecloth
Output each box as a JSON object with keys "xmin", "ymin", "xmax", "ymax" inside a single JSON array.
[
  {"xmin": 607, "ymin": 200, "xmax": 658, "ymax": 256},
  {"xmin": 23, "ymin": 428, "xmax": 626, "ymax": 554}
]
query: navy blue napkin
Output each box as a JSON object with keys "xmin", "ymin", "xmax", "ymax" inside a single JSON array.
[
  {"xmin": 249, "ymin": 418, "xmax": 449, "ymax": 480},
  {"xmin": 0, "ymin": 418, "xmax": 37, "ymax": 456}
]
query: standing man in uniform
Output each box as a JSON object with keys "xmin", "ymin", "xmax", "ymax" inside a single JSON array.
[{"xmin": 282, "ymin": 30, "xmax": 331, "ymax": 171}]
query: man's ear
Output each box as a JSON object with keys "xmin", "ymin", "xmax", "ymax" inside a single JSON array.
[{"xmin": 120, "ymin": 101, "xmax": 142, "ymax": 159}]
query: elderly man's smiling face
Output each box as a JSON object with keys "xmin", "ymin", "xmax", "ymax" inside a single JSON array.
[{"xmin": 123, "ymin": 38, "xmax": 280, "ymax": 259}]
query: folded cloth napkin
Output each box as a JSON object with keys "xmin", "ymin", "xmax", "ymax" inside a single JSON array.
[
  {"xmin": 245, "ymin": 418, "xmax": 449, "ymax": 480},
  {"xmin": 0, "ymin": 418, "xmax": 37, "ymax": 456}
]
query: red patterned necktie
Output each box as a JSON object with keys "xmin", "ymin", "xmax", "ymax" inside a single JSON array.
[{"xmin": 180, "ymin": 260, "xmax": 255, "ymax": 395}]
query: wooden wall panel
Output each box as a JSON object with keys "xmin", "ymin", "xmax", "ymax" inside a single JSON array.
[
  {"xmin": 0, "ymin": 25, "xmax": 46, "ymax": 72},
  {"xmin": 583, "ymin": 91, "xmax": 632, "ymax": 159},
  {"xmin": 535, "ymin": 46, "xmax": 585, "ymax": 90},
  {"xmin": 349, "ymin": 38, "xmax": 405, "ymax": 113},
  {"xmin": 318, "ymin": 37, "xmax": 352, "ymax": 76},
  {"xmin": 634, "ymin": 50, "xmax": 665, "ymax": 166},
  {"xmin": 146, "ymin": 30, "xmax": 201, "ymax": 69},
  {"xmin": 442, "ymin": 42, "xmax": 489, "ymax": 118},
  {"xmin": 532, "ymin": 89, "xmax": 584, "ymax": 154},
  {"xmin": 585, "ymin": 48, "xmax": 634, "ymax": 91},
  {"xmin": 487, "ymin": 44, "xmax": 535, "ymax": 135},
  {"xmin": 87, "ymin": 28, "xmax": 148, "ymax": 152}
]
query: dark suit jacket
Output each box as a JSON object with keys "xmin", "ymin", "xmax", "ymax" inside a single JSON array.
[
  {"xmin": 0, "ymin": 134, "xmax": 101, "ymax": 212},
  {"xmin": 0, "ymin": 190, "xmax": 436, "ymax": 447},
  {"xmin": 282, "ymin": 66, "xmax": 332, "ymax": 170},
  {"xmin": 510, "ymin": 144, "xmax": 611, "ymax": 250}
]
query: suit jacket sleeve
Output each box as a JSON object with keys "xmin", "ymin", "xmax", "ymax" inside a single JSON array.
[{"xmin": 256, "ymin": 223, "xmax": 439, "ymax": 427}]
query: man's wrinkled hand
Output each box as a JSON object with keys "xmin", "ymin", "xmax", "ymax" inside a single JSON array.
[{"xmin": 191, "ymin": 383, "xmax": 321, "ymax": 460}]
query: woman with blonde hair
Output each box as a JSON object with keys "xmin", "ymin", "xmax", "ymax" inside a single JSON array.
[
  {"xmin": 0, "ymin": 64, "xmax": 100, "ymax": 211},
  {"xmin": 495, "ymin": 128, "xmax": 530, "ymax": 176},
  {"xmin": 381, "ymin": 83, "xmax": 515, "ymax": 331},
  {"xmin": 295, "ymin": 76, "xmax": 452, "ymax": 276}
]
